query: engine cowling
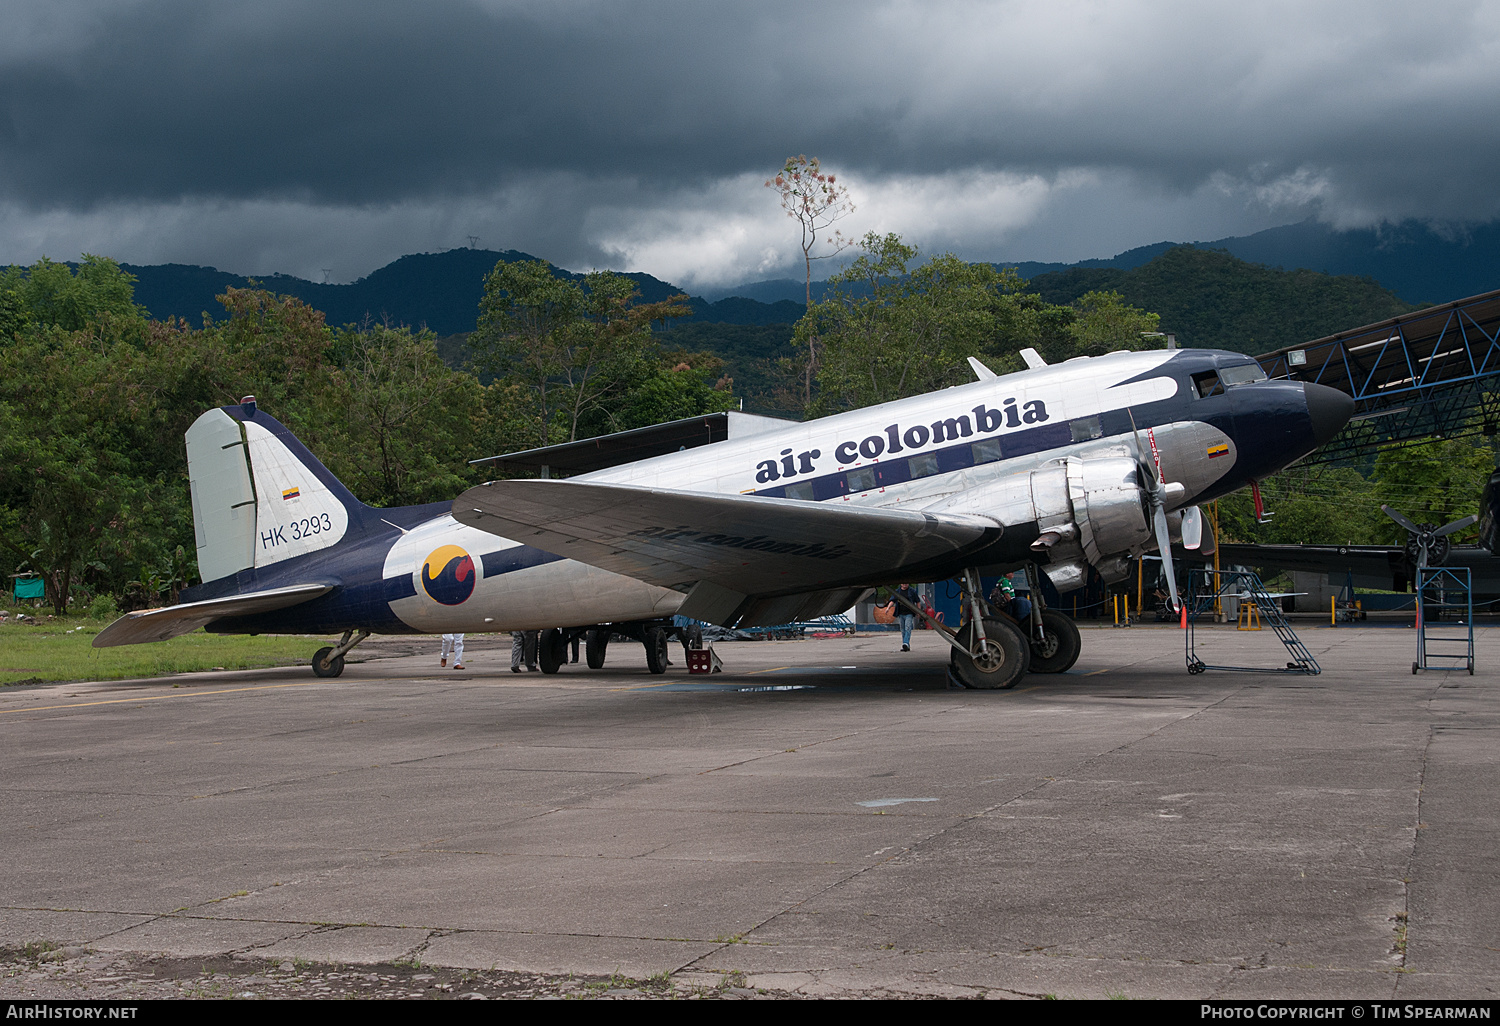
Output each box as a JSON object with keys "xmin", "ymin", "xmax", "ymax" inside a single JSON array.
[{"xmin": 926, "ymin": 456, "xmax": 1153, "ymax": 589}]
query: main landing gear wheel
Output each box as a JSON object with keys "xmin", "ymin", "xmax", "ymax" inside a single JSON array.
[
  {"xmin": 311, "ymin": 646, "xmax": 345, "ymax": 678},
  {"xmin": 538, "ymin": 628, "xmax": 567, "ymax": 674},
  {"xmin": 645, "ymin": 627, "xmax": 670, "ymax": 675},
  {"xmin": 950, "ymin": 617, "xmax": 1029, "ymax": 689},
  {"xmin": 585, "ymin": 629, "xmax": 609, "ymax": 669},
  {"xmin": 1028, "ymin": 610, "xmax": 1082, "ymax": 674}
]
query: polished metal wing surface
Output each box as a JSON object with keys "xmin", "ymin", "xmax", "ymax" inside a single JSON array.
[{"xmin": 452, "ymin": 480, "xmax": 1001, "ymax": 597}]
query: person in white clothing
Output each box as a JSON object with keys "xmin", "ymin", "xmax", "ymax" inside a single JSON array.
[{"xmin": 440, "ymin": 633, "xmax": 465, "ymax": 670}]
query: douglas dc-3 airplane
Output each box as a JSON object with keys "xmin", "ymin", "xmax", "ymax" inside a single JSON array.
[{"xmin": 95, "ymin": 346, "xmax": 1353, "ymax": 690}]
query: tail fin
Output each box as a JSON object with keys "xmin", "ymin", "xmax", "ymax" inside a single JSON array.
[{"xmin": 187, "ymin": 398, "xmax": 367, "ymax": 584}]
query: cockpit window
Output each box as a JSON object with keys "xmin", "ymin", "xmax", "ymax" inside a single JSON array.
[
  {"xmin": 1219, "ymin": 363, "xmax": 1269, "ymax": 386},
  {"xmin": 1192, "ymin": 371, "xmax": 1224, "ymax": 398}
]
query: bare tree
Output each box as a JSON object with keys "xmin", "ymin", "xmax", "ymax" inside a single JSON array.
[{"xmin": 766, "ymin": 155, "xmax": 855, "ymax": 405}]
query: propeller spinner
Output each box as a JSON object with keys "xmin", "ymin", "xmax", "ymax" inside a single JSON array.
[{"xmin": 1381, "ymin": 505, "xmax": 1476, "ymax": 573}]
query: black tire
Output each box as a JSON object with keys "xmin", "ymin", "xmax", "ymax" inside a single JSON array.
[
  {"xmin": 950, "ymin": 617, "xmax": 1029, "ymax": 690},
  {"xmin": 538, "ymin": 628, "xmax": 567, "ymax": 674},
  {"xmin": 311, "ymin": 646, "xmax": 344, "ymax": 678},
  {"xmin": 1029, "ymin": 610, "xmax": 1082, "ymax": 674},
  {"xmin": 645, "ymin": 627, "xmax": 670, "ymax": 675},
  {"xmin": 585, "ymin": 629, "xmax": 609, "ymax": 669}
]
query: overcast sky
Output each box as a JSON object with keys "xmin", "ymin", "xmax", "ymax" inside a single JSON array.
[{"xmin": 3, "ymin": 0, "xmax": 1499, "ymax": 288}]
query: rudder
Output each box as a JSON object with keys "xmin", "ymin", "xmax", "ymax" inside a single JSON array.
[{"xmin": 186, "ymin": 398, "xmax": 364, "ymax": 583}]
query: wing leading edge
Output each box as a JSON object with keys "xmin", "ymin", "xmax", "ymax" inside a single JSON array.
[{"xmin": 451, "ymin": 480, "xmax": 1002, "ymax": 625}]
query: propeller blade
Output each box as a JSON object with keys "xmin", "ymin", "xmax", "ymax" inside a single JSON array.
[
  {"xmin": 1154, "ymin": 504, "xmax": 1180, "ymax": 610},
  {"xmin": 1127, "ymin": 409, "xmax": 1160, "ymax": 486},
  {"xmin": 1434, "ymin": 514, "xmax": 1478, "ymax": 538},
  {"xmin": 1182, "ymin": 505, "xmax": 1203, "ymax": 550},
  {"xmin": 1199, "ymin": 515, "xmax": 1217, "ymax": 557},
  {"xmin": 1382, "ymin": 504, "xmax": 1421, "ymax": 535}
]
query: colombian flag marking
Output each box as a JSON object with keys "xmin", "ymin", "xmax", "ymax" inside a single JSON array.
[{"xmin": 282, "ymin": 486, "xmax": 301, "ymax": 500}]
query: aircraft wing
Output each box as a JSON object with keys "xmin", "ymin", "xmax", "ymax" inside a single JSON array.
[
  {"xmin": 1217, "ymin": 543, "xmax": 1404, "ymax": 583},
  {"xmin": 1219, "ymin": 541, "xmax": 1500, "ymax": 594},
  {"xmin": 92, "ymin": 583, "xmax": 335, "ymax": 647},
  {"xmin": 452, "ymin": 480, "xmax": 1001, "ymax": 618}
]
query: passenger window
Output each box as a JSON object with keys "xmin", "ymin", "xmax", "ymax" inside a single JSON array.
[
  {"xmin": 1070, "ymin": 416, "xmax": 1102, "ymax": 442},
  {"xmin": 1192, "ymin": 371, "xmax": 1224, "ymax": 398},
  {"xmin": 783, "ymin": 481, "xmax": 816, "ymax": 501},
  {"xmin": 908, "ymin": 453, "xmax": 940, "ymax": 478},
  {"xmin": 971, "ymin": 438, "xmax": 1003, "ymax": 464},
  {"xmin": 846, "ymin": 467, "xmax": 877, "ymax": 492}
]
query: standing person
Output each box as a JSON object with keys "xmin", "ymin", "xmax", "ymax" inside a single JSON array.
[
  {"xmin": 511, "ymin": 630, "xmax": 538, "ymax": 673},
  {"xmin": 894, "ymin": 583, "xmax": 921, "ymax": 652},
  {"xmin": 441, "ymin": 633, "xmax": 465, "ymax": 670}
]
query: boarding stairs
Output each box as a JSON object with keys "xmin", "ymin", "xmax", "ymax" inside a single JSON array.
[{"xmin": 1185, "ymin": 568, "xmax": 1320, "ymax": 675}]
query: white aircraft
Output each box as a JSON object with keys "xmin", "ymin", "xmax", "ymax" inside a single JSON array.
[{"xmin": 95, "ymin": 346, "xmax": 1353, "ymax": 690}]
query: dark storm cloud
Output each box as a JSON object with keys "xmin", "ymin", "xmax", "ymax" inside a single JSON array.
[{"xmin": 4, "ymin": 1, "xmax": 1500, "ymax": 281}]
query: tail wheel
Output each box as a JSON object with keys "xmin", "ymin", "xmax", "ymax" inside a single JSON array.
[
  {"xmin": 1029, "ymin": 610, "xmax": 1082, "ymax": 674},
  {"xmin": 311, "ymin": 646, "xmax": 345, "ymax": 678},
  {"xmin": 585, "ymin": 629, "xmax": 609, "ymax": 669},
  {"xmin": 645, "ymin": 627, "xmax": 670, "ymax": 675},
  {"xmin": 950, "ymin": 618, "xmax": 1028, "ymax": 689},
  {"xmin": 538, "ymin": 628, "xmax": 567, "ymax": 674}
]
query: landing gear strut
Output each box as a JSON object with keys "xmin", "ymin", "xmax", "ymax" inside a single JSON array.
[
  {"xmin": 1023, "ymin": 563, "xmax": 1081, "ymax": 674},
  {"xmin": 311, "ymin": 628, "xmax": 369, "ymax": 678},
  {"xmin": 537, "ymin": 620, "xmax": 705, "ymax": 674},
  {"xmin": 888, "ymin": 569, "xmax": 1030, "ymax": 689}
]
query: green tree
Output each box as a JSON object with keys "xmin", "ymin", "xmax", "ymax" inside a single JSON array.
[
  {"xmin": 1371, "ymin": 438, "xmax": 1495, "ymax": 539},
  {"xmin": 1216, "ymin": 465, "xmax": 1383, "ymax": 546},
  {"xmin": 0, "ymin": 255, "xmax": 148, "ymax": 332},
  {"xmin": 799, "ymin": 233, "xmax": 1029, "ymax": 415},
  {"xmin": 471, "ymin": 260, "xmax": 692, "ymax": 447},
  {"xmin": 314, "ymin": 323, "xmax": 486, "ymax": 507},
  {"xmin": 1063, "ymin": 290, "xmax": 1162, "ymax": 357}
]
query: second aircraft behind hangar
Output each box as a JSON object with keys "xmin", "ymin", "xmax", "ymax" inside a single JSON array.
[{"xmin": 95, "ymin": 346, "xmax": 1353, "ymax": 690}]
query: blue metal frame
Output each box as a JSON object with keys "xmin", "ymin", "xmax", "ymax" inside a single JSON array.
[
  {"xmin": 1414, "ymin": 566, "xmax": 1474, "ymax": 674},
  {"xmin": 1256, "ymin": 289, "xmax": 1500, "ymax": 463}
]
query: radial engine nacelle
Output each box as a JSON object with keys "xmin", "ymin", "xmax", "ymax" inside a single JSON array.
[{"xmin": 929, "ymin": 456, "xmax": 1175, "ymax": 591}]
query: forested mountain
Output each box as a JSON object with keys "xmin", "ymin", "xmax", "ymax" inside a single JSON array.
[
  {"xmin": 1025, "ymin": 247, "xmax": 1415, "ymax": 353},
  {"xmin": 123, "ymin": 248, "xmax": 802, "ymax": 335},
  {"xmin": 116, "ymin": 242, "xmax": 1422, "ymax": 392}
]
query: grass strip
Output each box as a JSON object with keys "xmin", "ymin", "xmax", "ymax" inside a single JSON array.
[{"xmin": 0, "ymin": 618, "xmax": 318, "ymax": 685}]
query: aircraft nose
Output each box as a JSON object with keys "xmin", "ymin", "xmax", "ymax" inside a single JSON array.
[{"xmin": 1304, "ymin": 381, "xmax": 1354, "ymax": 447}]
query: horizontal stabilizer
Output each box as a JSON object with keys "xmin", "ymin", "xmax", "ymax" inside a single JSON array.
[
  {"xmin": 452, "ymin": 480, "xmax": 1000, "ymax": 599},
  {"xmin": 92, "ymin": 583, "xmax": 334, "ymax": 648}
]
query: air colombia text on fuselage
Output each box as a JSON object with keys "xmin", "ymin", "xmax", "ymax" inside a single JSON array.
[{"xmin": 751, "ymin": 398, "xmax": 1050, "ymax": 484}]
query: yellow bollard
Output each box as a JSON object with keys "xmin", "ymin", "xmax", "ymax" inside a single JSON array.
[{"xmin": 1331, "ymin": 596, "xmax": 1336, "ymax": 626}]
